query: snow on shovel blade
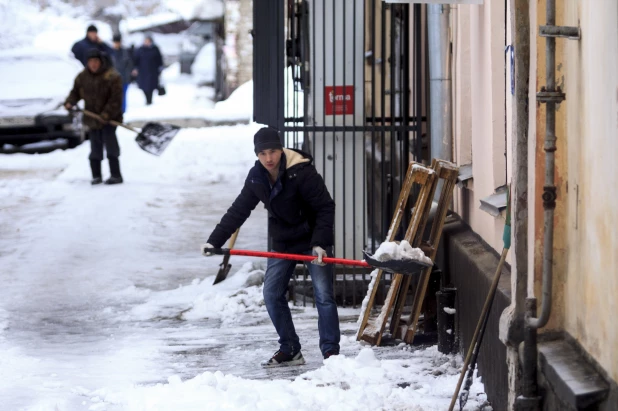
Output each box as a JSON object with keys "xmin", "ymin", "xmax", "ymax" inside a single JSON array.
[
  {"xmin": 362, "ymin": 250, "xmax": 433, "ymax": 276},
  {"xmin": 135, "ymin": 122, "xmax": 181, "ymax": 156}
]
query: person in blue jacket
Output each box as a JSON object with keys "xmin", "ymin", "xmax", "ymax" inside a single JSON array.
[
  {"xmin": 71, "ymin": 25, "xmax": 114, "ymax": 67},
  {"xmin": 203, "ymin": 127, "xmax": 340, "ymax": 367},
  {"xmin": 132, "ymin": 36, "xmax": 163, "ymax": 105}
]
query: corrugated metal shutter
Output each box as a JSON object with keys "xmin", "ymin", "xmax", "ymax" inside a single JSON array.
[{"xmin": 252, "ymin": 0, "xmax": 284, "ymax": 130}]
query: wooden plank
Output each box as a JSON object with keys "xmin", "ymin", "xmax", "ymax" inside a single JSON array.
[
  {"xmin": 355, "ymin": 161, "xmax": 421, "ymax": 340},
  {"xmin": 402, "ymin": 160, "xmax": 459, "ymax": 343},
  {"xmin": 389, "ymin": 163, "xmax": 439, "ymax": 334},
  {"xmin": 358, "ymin": 163, "xmax": 437, "ymax": 345}
]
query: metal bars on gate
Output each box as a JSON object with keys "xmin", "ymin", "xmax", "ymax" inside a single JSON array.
[{"xmin": 273, "ymin": 0, "xmax": 426, "ymax": 308}]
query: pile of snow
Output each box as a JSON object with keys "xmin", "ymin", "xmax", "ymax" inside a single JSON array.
[
  {"xmin": 126, "ymin": 261, "xmax": 266, "ymax": 325},
  {"xmin": 124, "ymin": 73, "xmax": 252, "ymax": 124},
  {"xmin": 212, "ymin": 80, "xmax": 253, "ymax": 122},
  {"xmin": 191, "ymin": 42, "xmax": 216, "ymax": 85},
  {"xmin": 82, "ymin": 346, "xmax": 488, "ymax": 410},
  {"xmin": 0, "ymin": 0, "xmax": 116, "ymax": 52},
  {"xmin": 371, "ymin": 240, "xmax": 433, "ymax": 265}
]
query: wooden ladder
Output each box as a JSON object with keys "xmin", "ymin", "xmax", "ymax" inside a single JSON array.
[{"xmin": 356, "ymin": 159, "xmax": 459, "ymax": 346}]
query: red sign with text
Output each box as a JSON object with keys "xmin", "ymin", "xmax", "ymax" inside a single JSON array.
[{"xmin": 325, "ymin": 86, "xmax": 354, "ymax": 115}]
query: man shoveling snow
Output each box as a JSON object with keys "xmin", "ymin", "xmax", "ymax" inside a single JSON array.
[{"xmin": 202, "ymin": 127, "xmax": 340, "ymax": 367}]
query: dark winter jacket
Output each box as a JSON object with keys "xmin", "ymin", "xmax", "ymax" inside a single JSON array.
[
  {"xmin": 133, "ymin": 45, "xmax": 163, "ymax": 93},
  {"xmin": 112, "ymin": 47, "xmax": 133, "ymax": 85},
  {"xmin": 71, "ymin": 37, "xmax": 115, "ymax": 67},
  {"xmin": 64, "ymin": 58, "xmax": 123, "ymax": 130},
  {"xmin": 208, "ymin": 149, "xmax": 335, "ymax": 253}
]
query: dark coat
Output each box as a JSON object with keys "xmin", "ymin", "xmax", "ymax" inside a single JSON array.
[
  {"xmin": 112, "ymin": 47, "xmax": 133, "ymax": 85},
  {"xmin": 208, "ymin": 149, "xmax": 335, "ymax": 253},
  {"xmin": 71, "ymin": 37, "xmax": 115, "ymax": 67},
  {"xmin": 133, "ymin": 45, "xmax": 163, "ymax": 93},
  {"xmin": 64, "ymin": 57, "xmax": 123, "ymax": 130}
]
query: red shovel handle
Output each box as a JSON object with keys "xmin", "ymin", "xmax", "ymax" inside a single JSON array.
[{"xmin": 205, "ymin": 248, "xmax": 372, "ymax": 269}]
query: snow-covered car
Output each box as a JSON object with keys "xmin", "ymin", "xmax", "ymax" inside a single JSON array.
[{"xmin": 0, "ymin": 48, "xmax": 85, "ymax": 150}]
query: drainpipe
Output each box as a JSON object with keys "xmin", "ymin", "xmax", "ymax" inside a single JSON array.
[
  {"xmin": 519, "ymin": 1, "xmax": 561, "ymax": 410},
  {"xmin": 428, "ymin": 4, "xmax": 452, "ymax": 165},
  {"xmin": 518, "ymin": 0, "xmax": 579, "ymax": 409},
  {"xmin": 527, "ymin": 0, "xmax": 560, "ymax": 332}
]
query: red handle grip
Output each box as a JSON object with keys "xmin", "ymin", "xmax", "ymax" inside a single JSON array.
[{"xmin": 226, "ymin": 249, "xmax": 371, "ymax": 268}]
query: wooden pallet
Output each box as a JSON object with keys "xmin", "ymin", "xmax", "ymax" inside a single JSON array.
[
  {"xmin": 356, "ymin": 159, "xmax": 459, "ymax": 346},
  {"xmin": 356, "ymin": 161, "xmax": 437, "ymax": 346},
  {"xmin": 396, "ymin": 160, "xmax": 459, "ymax": 344}
]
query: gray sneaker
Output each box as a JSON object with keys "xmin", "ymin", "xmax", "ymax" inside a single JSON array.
[{"xmin": 261, "ymin": 350, "xmax": 305, "ymax": 368}]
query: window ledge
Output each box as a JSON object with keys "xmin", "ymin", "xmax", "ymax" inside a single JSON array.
[
  {"xmin": 456, "ymin": 163, "xmax": 473, "ymax": 188},
  {"xmin": 479, "ymin": 186, "xmax": 508, "ymax": 217},
  {"xmin": 539, "ymin": 340, "xmax": 609, "ymax": 409}
]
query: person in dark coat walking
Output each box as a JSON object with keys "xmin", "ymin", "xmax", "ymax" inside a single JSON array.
[
  {"xmin": 203, "ymin": 127, "xmax": 340, "ymax": 367},
  {"xmin": 64, "ymin": 49, "xmax": 124, "ymax": 185},
  {"xmin": 71, "ymin": 25, "xmax": 114, "ymax": 67},
  {"xmin": 111, "ymin": 33, "xmax": 133, "ymax": 113},
  {"xmin": 132, "ymin": 36, "xmax": 163, "ymax": 105}
]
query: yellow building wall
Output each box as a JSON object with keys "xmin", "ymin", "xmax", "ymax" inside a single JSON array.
[
  {"xmin": 562, "ymin": 0, "xmax": 618, "ymax": 382},
  {"xmin": 452, "ymin": 2, "xmax": 507, "ymax": 256}
]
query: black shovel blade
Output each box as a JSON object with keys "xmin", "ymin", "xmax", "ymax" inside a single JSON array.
[
  {"xmin": 362, "ymin": 250, "xmax": 433, "ymax": 276},
  {"xmin": 135, "ymin": 122, "xmax": 181, "ymax": 156},
  {"xmin": 213, "ymin": 263, "xmax": 232, "ymax": 285}
]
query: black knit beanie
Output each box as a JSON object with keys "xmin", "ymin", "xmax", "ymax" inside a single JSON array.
[
  {"xmin": 87, "ymin": 25, "xmax": 98, "ymax": 33},
  {"xmin": 86, "ymin": 48, "xmax": 103, "ymax": 61},
  {"xmin": 254, "ymin": 127, "xmax": 283, "ymax": 154}
]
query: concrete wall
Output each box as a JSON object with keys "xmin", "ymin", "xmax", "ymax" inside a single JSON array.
[
  {"xmin": 224, "ymin": 0, "xmax": 253, "ymax": 91},
  {"xmin": 562, "ymin": 0, "xmax": 618, "ymax": 383},
  {"xmin": 452, "ymin": 2, "xmax": 508, "ymax": 255},
  {"xmin": 437, "ymin": 218, "xmax": 512, "ymax": 411}
]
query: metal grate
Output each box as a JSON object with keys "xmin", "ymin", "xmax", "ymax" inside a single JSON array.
[{"xmin": 254, "ymin": 0, "xmax": 428, "ymax": 307}]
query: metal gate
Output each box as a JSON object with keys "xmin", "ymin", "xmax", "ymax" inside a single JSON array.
[{"xmin": 253, "ymin": 0, "xmax": 427, "ymax": 307}]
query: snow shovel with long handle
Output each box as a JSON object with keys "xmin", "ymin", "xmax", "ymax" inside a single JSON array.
[
  {"xmin": 79, "ymin": 109, "xmax": 180, "ymax": 156},
  {"xmin": 212, "ymin": 228, "xmax": 240, "ymax": 285},
  {"xmin": 202, "ymin": 247, "xmax": 433, "ymax": 276},
  {"xmin": 449, "ymin": 186, "xmax": 511, "ymax": 411}
]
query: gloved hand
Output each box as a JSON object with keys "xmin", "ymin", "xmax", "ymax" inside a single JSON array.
[
  {"xmin": 202, "ymin": 243, "xmax": 215, "ymax": 256},
  {"xmin": 311, "ymin": 246, "xmax": 327, "ymax": 266}
]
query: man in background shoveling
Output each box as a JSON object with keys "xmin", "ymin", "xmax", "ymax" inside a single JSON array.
[
  {"xmin": 203, "ymin": 127, "xmax": 340, "ymax": 366},
  {"xmin": 65, "ymin": 49, "xmax": 124, "ymax": 185}
]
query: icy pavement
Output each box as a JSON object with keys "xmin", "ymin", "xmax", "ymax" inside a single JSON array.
[{"xmin": 0, "ymin": 124, "xmax": 488, "ymax": 410}]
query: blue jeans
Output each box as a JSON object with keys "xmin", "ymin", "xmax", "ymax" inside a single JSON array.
[
  {"xmin": 121, "ymin": 83, "xmax": 129, "ymax": 113},
  {"xmin": 263, "ymin": 248, "xmax": 340, "ymax": 356}
]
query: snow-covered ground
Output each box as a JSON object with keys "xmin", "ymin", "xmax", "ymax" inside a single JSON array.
[
  {"xmin": 123, "ymin": 63, "xmax": 253, "ymax": 126},
  {"xmin": 0, "ymin": 121, "xmax": 489, "ymax": 410}
]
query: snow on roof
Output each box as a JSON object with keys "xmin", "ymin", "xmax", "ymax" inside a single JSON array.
[
  {"xmin": 164, "ymin": 0, "xmax": 224, "ymax": 21},
  {"xmin": 125, "ymin": 12, "xmax": 184, "ymax": 33}
]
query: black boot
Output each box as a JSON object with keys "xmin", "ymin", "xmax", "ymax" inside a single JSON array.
[
  {"xmin": 90, "ymin": 160, "xmax": 102, "ymax": 185},
  {"xmin": 105, "ymin": 158, "xmax": 123, "ymax": 185}
]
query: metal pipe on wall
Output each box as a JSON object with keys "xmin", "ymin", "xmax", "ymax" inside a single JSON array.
[
  {"xmin": 527, "ymin": 0, "xmax": 556, "ymax": 331},
  {"xmin": 427, "ymin": 4, "xmax": 452, "ymax": 163}
]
